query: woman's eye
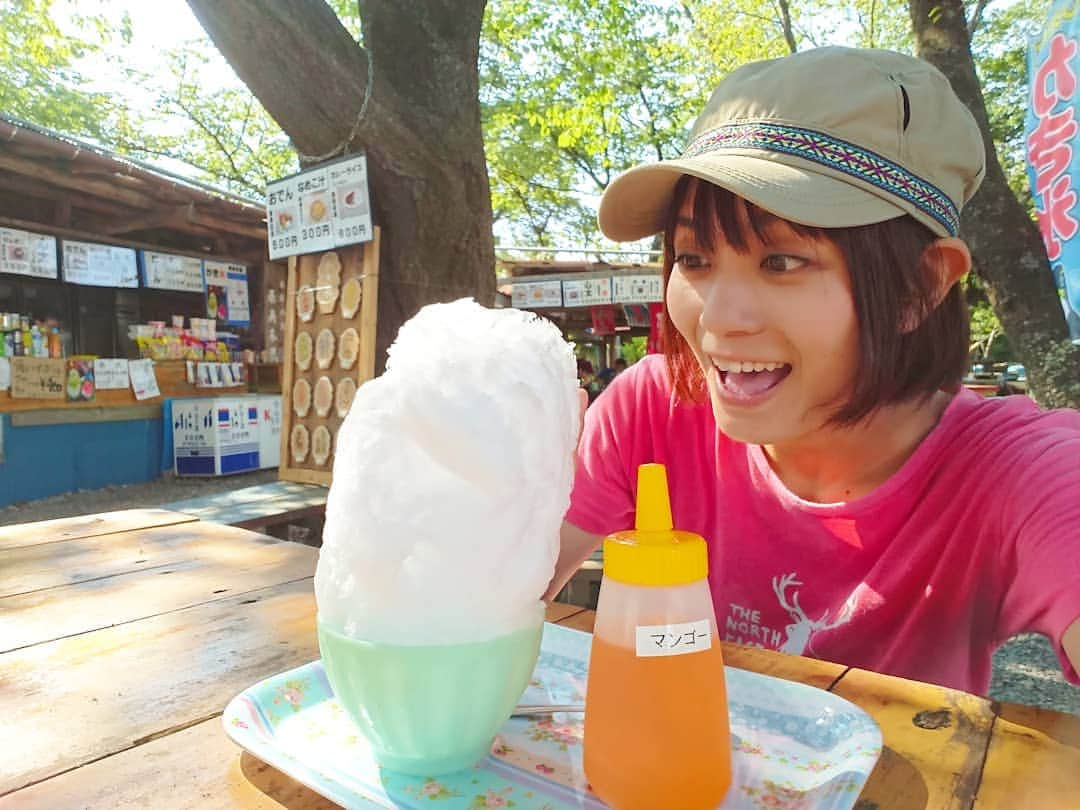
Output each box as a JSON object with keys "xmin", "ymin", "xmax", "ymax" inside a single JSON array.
[
  {"xmin": 675, "ymin": 252, "xmax": 709, "ymax": 270},
  {"xmin": 762, "ymin": 254, "xmax": 807, "ymax": 273}
]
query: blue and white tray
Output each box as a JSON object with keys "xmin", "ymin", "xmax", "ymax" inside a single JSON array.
[{"xmin": 223, "ymin": 623, "xmax": 881, "ymax": 809}]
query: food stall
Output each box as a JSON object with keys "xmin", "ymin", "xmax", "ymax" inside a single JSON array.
[
  {"xmin": 0, "ymin": 115, "xmax": 282, "ymax": 506},
  {"xmin": 496, "ymin": 251, "xmax": 663, "ymax": 372}
]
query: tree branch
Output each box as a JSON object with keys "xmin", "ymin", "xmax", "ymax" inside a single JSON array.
[
  {"xmin": 185, "ymin": 0, "xmax": 376, "ymax": 156},
  {"xmin": 967, "ymin": 0, "xmax": 989, "ymax": 37},
  {"xmin": 774, "ymin": 0, "xmax": 798, "ymax": 53}
]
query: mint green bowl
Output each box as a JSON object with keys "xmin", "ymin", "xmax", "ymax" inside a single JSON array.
[{"xmin": 317, "ymin": 618, "xmax": 544, "ymax": 776}]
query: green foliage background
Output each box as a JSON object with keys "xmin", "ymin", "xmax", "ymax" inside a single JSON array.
[{"xmin": 0, "ymin": 0, "xmax": 1060, "ymax": 361}]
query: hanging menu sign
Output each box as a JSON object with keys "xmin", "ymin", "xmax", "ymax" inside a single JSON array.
[
  {"xmin": 266, "ymin": 173, "xmax": 301, "ymax": 260},
  {"xmin": 61, "ymin": 241, "xmax": 138, "ymax": 288},
  {"xmin": 267, "ymin": 168, "xmax": 333, "ymax": 259},
  {"xmin": 329, "ymin": 154, "xmax": 373, "ymax": 246},
  {"xmin": 204, "ymin": 260, "xmax": 251, "ymax": 326},
  {"xmin": 562, "ymin": 277, "xmax": 613, "ymax": 307},
  {"xmin": 511, "ymin": 280, "xmax": 563, "ymax": 309},
  {"xmin": 266, "ymin": 153, "xmax": 374, "ymax": 259},
  {"xmin": 141, "ymin": 251, "xmax": 204, "ymax": 293},
  {"xmin": 0, "ymin": 228, "xmax": 58, "ymax": 279},
  {"xmin": 612, "ymin": 274, "xmax": 662, "ymax": 304}
]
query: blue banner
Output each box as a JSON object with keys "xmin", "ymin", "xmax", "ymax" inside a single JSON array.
[{"xmin": 1027, "ymin": 0, "xmax": 1080, "ymax": 339}]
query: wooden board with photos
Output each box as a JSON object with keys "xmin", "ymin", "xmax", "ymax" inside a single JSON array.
[{"xmin": 278, "ymin": 229, "xmax": 380, "ymax": 487}]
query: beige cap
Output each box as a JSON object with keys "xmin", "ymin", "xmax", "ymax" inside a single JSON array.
[{"xmin": 598, "ymin": 47, "xmax": 986, "ymax": 241}]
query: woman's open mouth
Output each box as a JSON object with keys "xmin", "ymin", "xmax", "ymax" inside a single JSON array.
[{"xmin": 711, "ymin": 359, "xmax": 792, "ymax": 402}]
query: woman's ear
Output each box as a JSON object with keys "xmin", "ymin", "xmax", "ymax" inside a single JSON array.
[{"xmin": 900, "ymin": 237, "xmax": 972, "ymax": 333}]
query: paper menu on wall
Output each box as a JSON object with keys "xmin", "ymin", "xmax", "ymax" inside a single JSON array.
[
  {"xmin": 0, "ymin": 228, "xmax": 58, "ymax": 279},
  {"xmin": 142, "ymin": 251, "xmax": 204, "ymax": 292},
  {"xmin": 612, "ymin": 274, "xmax": 662, "ymax": 304},
  {"xmin": 94, "ymin": 359, "xmax": 130, "ymax": 390},
  {"xmin": 62, "ymin": 241, "xmax": 138, "ymax": 288},
  {"xmin": 204, "ymin": 261, "xmax": 250, "ymax": 326},
  {"xmin": 562, "ymin": 277, "xmax": 612, "ymax": 307},
  {"xmin": 511, "ymin": 280, "xmax": 563, "ymax": 309},
  {"xmin": 128, "ymin": 359, "xmax": 160, "ymax": 400}
]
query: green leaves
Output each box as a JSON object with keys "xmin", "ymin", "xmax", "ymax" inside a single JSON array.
[
  {"xmin": 4, "ymin": 0, "xmax": 1054, "ymax": 247},
  {"xmin": 0, "ymin": 0, "xmax": 122, "ymax": 141}
]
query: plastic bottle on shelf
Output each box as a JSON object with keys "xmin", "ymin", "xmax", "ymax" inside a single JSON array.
[
  {"xmin": 48, "ymin": 327, "xmax": 62, "ymax": 358},
  {"xmin": 30, "ymin": 325, "xmax": 43, "ymax": 357},
  {"xmin": 583, "ymin": 463, "xmax": 732, "ymax": 810}
]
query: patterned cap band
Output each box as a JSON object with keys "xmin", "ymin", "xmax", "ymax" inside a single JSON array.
[{"xmin": 683, "ymin": 122, "xmax": 960, "ymax": 236}]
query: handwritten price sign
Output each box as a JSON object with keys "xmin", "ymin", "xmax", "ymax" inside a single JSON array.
[{"xmin": 10, "ymin": 358, "xmax": 66, "ymax": 400}]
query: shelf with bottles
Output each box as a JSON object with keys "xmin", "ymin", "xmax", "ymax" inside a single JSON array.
[{"xmin": 0, "ymin": 313, "xmax": 66, "ymax": 359}]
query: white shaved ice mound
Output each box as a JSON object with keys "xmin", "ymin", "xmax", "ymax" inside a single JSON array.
[{"xmin": 314, "ymin": 298, "xmax": 580, "ymax": 645}]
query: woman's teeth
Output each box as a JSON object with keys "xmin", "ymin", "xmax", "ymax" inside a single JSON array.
[
  {"xmin": 713, "ymin": 359, "xmax": 785, "ymax": 373},
  {"xmin": 712, "ymin": 360, "xmax": 792, "ymax": 398}
]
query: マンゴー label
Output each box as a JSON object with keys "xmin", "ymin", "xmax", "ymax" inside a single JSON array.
[{"xmin": 635, "ymin": 619, "xmax": 712, "ymax": 657}]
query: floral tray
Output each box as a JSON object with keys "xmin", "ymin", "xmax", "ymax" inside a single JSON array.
[{"xmin": 223, "ymin": 623, "xmax": 881, "ymax": 809}]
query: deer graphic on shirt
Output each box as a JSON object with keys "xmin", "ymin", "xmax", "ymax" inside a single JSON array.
[{"xmin": 772, "ymin": 573, "xmax": 858, "ymax": 655}]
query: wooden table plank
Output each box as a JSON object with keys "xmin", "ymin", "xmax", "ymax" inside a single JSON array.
[
  {"xmin": 973, "ymin": 701, "xmax": 1080, "ymax": 809},
  {"xmin": 0, "ymin": 579, "xmax": 319, "ymax": 796},
  {"xmin": 165, "ymin": 481, "xmax": 326, "ymax": 513},
  {"xmin": 1, "ymin": 520, "xmax": 291, "ymax": 598},
  {"xmin": 545, "ymin": 601, "xmax": 587, "ymax": 624},
  {"xmin": 0, "ymin": 508, "xmax": 198, "ymax": 551},
  {"xmin": 551, "ymin": 605, "xmax": 596, "ymax": 632},
  {"xmin": 0, "ymin": 524, "xmax": 317, "ymax": 652},
  {"xmin": 169, "ymin": 490, "xmax": 328, "ymax": 529},
  {"xmin": 4, "ymin": 715, "xmax": 338, "ymax": 810},
  {"xmin": 829, "ymin": 666, "xmax": 996, "ymax": 809},
  {"xmin": 2, "ymin": 604, "xmax": 600, "ymax": 806}
]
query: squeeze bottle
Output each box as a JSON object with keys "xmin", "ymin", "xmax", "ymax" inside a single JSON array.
[{"xmin": 583, "ymin": 463, "xmax": 731, "ymax": 809}]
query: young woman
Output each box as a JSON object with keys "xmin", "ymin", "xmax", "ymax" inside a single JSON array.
[{"xmin": 549, "ymin": 46, "xmax": 1080, "ymax": 695}]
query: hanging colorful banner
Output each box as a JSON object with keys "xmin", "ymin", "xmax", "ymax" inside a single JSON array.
[
  {"xmin": 1027, "ymin": 1, "xmax": 1080, "ymax": 338},
  {"xmin": 590, "ymin": 305, "xmax": 617, "ymax": 336}
]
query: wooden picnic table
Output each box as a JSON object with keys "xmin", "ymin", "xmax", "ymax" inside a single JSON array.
[{"xmin": 1, "ymin": 508, "xmax": 1078, "ymax": 809}]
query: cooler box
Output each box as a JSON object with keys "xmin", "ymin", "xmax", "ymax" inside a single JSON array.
[
  {"xmin": 173, "ymin": 397, "xmax": 262, "ymax": 476},
  {"xmin": 256, "ymin": 394, "xmax": 282, "ymax": 469}
]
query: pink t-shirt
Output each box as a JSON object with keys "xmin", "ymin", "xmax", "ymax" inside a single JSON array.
[{"xmin": 567, "ymin": 354, "xmax": 1080, "ymax": 694}]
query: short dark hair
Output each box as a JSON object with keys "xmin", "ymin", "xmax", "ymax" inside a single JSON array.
[{"xmin": 660, "ymin": 176, "xmax": 969, "ymax": 425}]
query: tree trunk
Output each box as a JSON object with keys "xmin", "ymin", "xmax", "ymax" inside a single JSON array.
[
  {"xmin": 186, "ymin": 0, "xmax": 494, "ymax": 373},
  {"xmin": 908, "ymin": 0, "xmax": 1080, "ymax": 408}
]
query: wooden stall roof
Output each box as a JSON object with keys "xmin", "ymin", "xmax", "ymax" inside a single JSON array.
[{"xmin": 0, "ymin": 114, "xmax": 267, "ymax": 264}]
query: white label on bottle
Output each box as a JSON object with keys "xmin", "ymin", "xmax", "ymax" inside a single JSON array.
[{"xmin": 635, "ymin": 619, "xmax": 712, "ymax": 657}]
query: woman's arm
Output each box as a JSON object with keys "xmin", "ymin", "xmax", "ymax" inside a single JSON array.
[
  {"xmin": 1064, "ymin": 618, "xmax": 1080, "ymax": 676},
  {"xmin": 544, "ymin": 520, "xmax": 603, "ymax": 602}
]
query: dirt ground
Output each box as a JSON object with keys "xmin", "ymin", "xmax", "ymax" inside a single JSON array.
[{"xmin": 3, "ymin": 471, "xmax": 1076, "ymax": 714}]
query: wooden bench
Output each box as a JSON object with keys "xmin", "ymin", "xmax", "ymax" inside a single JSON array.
[{"xmin": 165, "ymin": 480, "xmax": 328, "ymax": 540}]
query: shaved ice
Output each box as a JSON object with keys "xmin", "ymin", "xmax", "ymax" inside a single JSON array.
[{"xmin": 314, "ymin": 298, "xmax": 579, "ymax": 645}]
